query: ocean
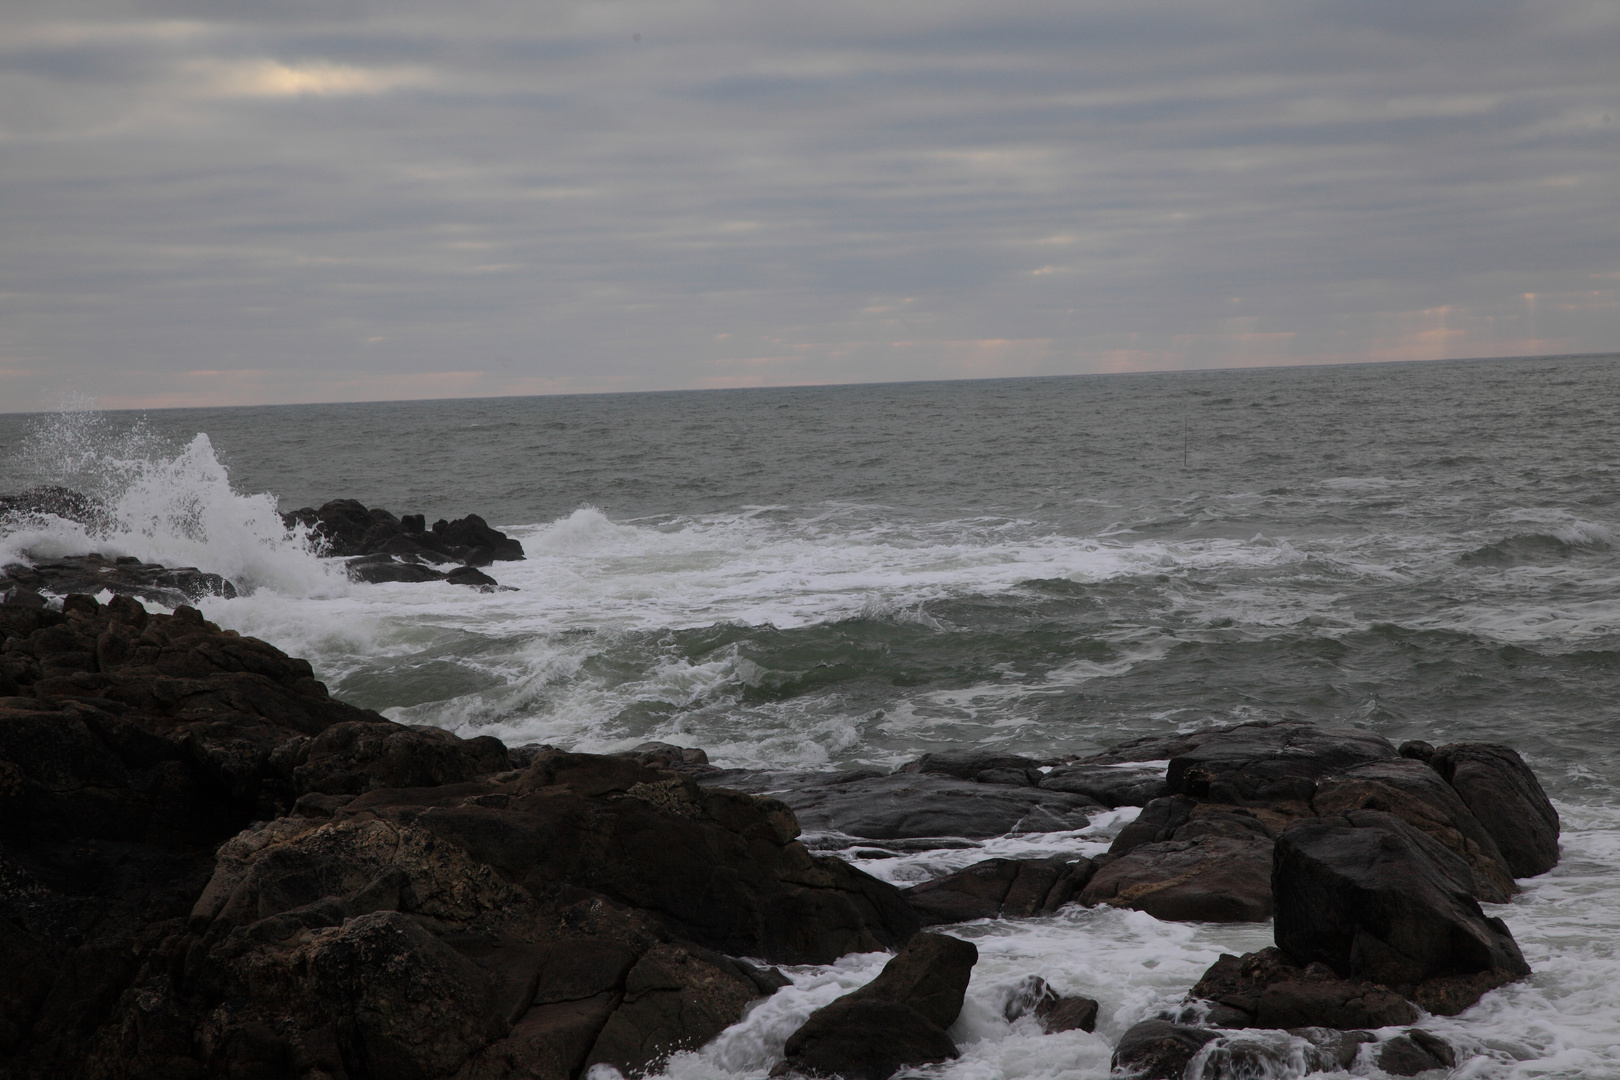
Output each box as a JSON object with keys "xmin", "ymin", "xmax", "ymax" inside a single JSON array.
[{"xmin": 3, "ymin": 352, "xmax": 1618, "ymax": 1078}]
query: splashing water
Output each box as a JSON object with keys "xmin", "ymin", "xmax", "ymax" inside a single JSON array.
[{"xmin": 2, "ymin": 410, "xmax": 345, "ymax": 596}]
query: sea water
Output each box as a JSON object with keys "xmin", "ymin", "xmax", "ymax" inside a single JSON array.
[{"xmin": 2, "ymin": 353, "xmax": 1618, "ymax": 1077}]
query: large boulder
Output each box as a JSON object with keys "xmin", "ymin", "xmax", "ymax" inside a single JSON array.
[
  {"xmin": 1430, "ymin": 742, "xmax": 1560, "ymax": 878},
  {"xmin": 902, "ymin": 856, "xmax": 1094, "ymax": 924},
  {"xmin": 697, "ymin": 769, "xmax": 1098, "ymax": 840},
  {"xmin": 1082, "ymin": 835, "xmax": 1275, "ymax": 922},
  {"xmin": 1165, "ymin": 720, "xmax": 1398, "ymax": 809},
  {"xmin": 1313, "ymin": 756, "xmax": 1517, "ymax": 902},
  {"xmin": 776, "ymin": 932, "xmax": 976, "ymax": 1080},
  {"xmin": 1272, "ymin": 810, "xmax": 1530, "ymax": 1014}
]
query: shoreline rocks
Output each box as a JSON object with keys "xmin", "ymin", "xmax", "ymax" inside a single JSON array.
[{"xmin": 282, "ymin": 498, "xmax": 525, "ymax": 566}]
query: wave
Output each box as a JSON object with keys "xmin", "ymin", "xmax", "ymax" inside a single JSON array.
[
  {"xmin": 1, "ymin": 412, "xmax": 345, "ymax": 597},
  {"xmin": 1461, "ymin": 520, "xmax": 1614, "ymax": 566}
]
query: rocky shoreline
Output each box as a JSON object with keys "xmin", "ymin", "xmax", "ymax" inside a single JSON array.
[
  {"xmin": 0, "ymin": 490, "xmax": 528, "ymax": 597},
  {"xmin": 0, "ymin": 584, "xmax": 1560, "ymax": 1079}
]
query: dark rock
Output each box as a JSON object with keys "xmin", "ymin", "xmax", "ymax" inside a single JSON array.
[
  {"xmin": 1273, "ymin": 809, "xmax": 1530, "ymax": 1013},
  {"xmin": 1036, "ymin": 993, "xmax": 1098, "ymax": 1034},
  {"xmin": 704, "ymin": 770, "xmax": 1098, "ymax": 841},
  {"xmin": 581, "ymin": 942, "xmax": 759, "ymax": 1077},
  {"xmin": 1039, "ymin": 763, "xmax": 1168, "ymax": 807},
  {"xmin": 1399, "ymin": 740, "xmax": 1436, "ymax": 763},
  {"xmin": 1431, "ymin": 742, "xmax": 1560, "ymax": 878},
  {"xmin": 1108, "ymin": 795, "xmax": 1200, "ymax": 856},
  {"xmin": 1191, "ymin": 1027, "xmax": 1372, "ymax": 1079},
  {"xmin": 0, "ymin": 553, "xmax": 237, "ymax": 607},
  {"xmin": 1188, "ymin": 949, "xmax": 1418, "ymax": 1029},
  {"xmin": 1082, "ymin": 835, "xmax": 1275, "ymax": 922},
  {"xmin": 1314, "ymin": 756, "xmax": 1517, "ymax": 902},
  {"xmin": 1111, "ymin": 1019, "xmax": 1219, "ymax": 1080},
  {"xmin": 776, "ymin": 932, "xmax": 975, "ymax": 1080},
  {"xmin": 897, "ymin": 749, "xmax": 1044, "ymax": 786},
  {"xmin": 446, "ymin": 565, "xmax": 500, "ymax": 589},
  {"xmin": 1166, "ymin": 720, "xmax": 1397, "ymax": 809},
  {"xmin": 284, "ymin": 499, "xmax": 525, "ymax": 565},
  {"xmin": 617, "ymin": 741, "xmax": 719, "ymax": 775},
  {"xmin": 903, "ymin": 856, "xmax": 1094, "ymax": 924},
  {"xmin": 0, "ymin": 486, "xmax": 110, "ymax": 529},
  {"xmin": 1378, "ymin": 1032, "xmax": 1454, "ymax": 1075}
]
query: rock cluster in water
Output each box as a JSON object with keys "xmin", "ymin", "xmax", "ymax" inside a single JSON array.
[
  {"xmin": 0, "ymin": 587, "xmax": 1561, "ymax": 1080},
  {"xmin": 282, "ymin": 498, "xmax": 524, "ymax": 587}
]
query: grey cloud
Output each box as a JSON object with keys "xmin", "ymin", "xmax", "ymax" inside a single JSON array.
[{"xmin": 0, "ymin": 0, "xmax": 1615, "ymax": 409}]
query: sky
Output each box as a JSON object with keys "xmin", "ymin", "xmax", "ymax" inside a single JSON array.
[{"xmin": 1, "ymin": 0, "xmax": 1617, "ymax": 411}]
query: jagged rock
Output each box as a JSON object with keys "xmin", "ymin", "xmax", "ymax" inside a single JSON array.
[
  {"xmin": 1082, "ymin": 834, "xmax": 1275, "ymax": 922},
  {"xmin": 1314, "ymin": 756, "xmax": 1517, "ymax": 902},
  {"xmin": 1273, "ymin": 809, "xmax": 1530, "ymax": 1014},
  {"xmin": 1, "ymin": 553, "xmax": 236, "ymax": 607},
  {"xmin": 903, "ymin": 856, "xmax": 1095, "ymax": 924},
  {"xmin": 283, "ymin": 499, "xmax": 524, "ymax": 564},
  {"xmin": 1188, "ymin": 948, "xmax": 1418, "ymax": 1029},
  {"xmin": 775, "ymin": 932, "xmax": 976, "ymax": 1080},
  {"xmin": 1430, "ymin": 742, "xmax": 1560, "ymax": 878},
  {"xmin": 0, "ymin": 486, "xmax": 110, "ymax": 529},
  {"xmin": 696, "ymin": 769, "xmax": 1098, "ymax": 840},
  {"xmin": 1111, "ymin": 1019, "xmax": 1219, "ymax": 1080},
  {"xmin": 1039, "ymin": 763, "xmax": 1169, "ymax": 807}
]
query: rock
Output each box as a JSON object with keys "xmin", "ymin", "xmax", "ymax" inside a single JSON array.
[
  {"xmin": 1378, "ymin": 1031, "xmax": 1455, "ymax": 1075},
  {"xmin": 1189, "ymin": 1027, "xmax": 1373, "ymax": 1079},
  {"xmin": 902, "ymin": 856, "xmax": 1095, "ymax": 924},
  {"xmin": 1314, "ymin": 756, "xmax": 1517, "ymax": 902},
  {"xmin": 580, "ymin": 943, "xmax": 760, "ymax": 1077},
  {"xmin": 1273, "ymin": 809, "xmax": 1530, "ymax": 1013},
  {"xmin": 1107, "ymin": 797, "xmax": 1275, "ymax": 857},
  {"xmin": 283, "ymin": 499, "xmax": 525, "ymax": 564},
  {"xmin": 1430, "ymin": 742, "xmax": 1560, "ymax": 878},
  {"xmin": 897, "ymin": 749, "xmax": 1045, "ymax": 785},
  {"xmin": 1165, "ymin": 720, "xmax": 1398, "ymax": 809},
  {"xmin": 700, "ymin": 770, "xmax": 1098, "ymax": 840},
  {"xmin": 776, "ymin": 932, "xmax": 976, "ymax": 1080},
  {"xmin": 1188, "ymin": 948, "xmax": 1418, "ymax": 1029},
  {"xmin": 1111, "ymin": 1019, "xmax": 1219, "ymax": 1080},
  {"xmin": 1002, "ymin": 977, "xmax": 1098, "ymax": 1034},
  {"xmin": 1039, "ymin": 763, "xmax": 1169, "ymax": 807},
  {"xmin": 0, "ymin": 553, "xmax": 237, "ymax": 607},
  {"xmin": 445, "ymin": 565, "xmax": 500, "ymax": 589},
  {"xmin": 617, "ymin": 741, "xmax": 719, "ymax": 775},
  {"xmin": 1081, "ymin": 834, "xmax": 1275, "ymax": 922}
]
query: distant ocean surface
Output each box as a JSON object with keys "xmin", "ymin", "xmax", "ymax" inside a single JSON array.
[{"xmin": 4, "ymin": 353, "xmax": 1619, "ymax": 1078}]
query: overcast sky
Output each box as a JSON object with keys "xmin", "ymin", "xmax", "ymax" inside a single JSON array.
[{"xmin": 1, "ymin": 0, "xmax": 1616, "ymax": 410}]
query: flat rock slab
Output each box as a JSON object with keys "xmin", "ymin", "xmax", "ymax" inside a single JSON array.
[
  {"xmin": 1039, "ymin": 763, "xmax": 1169, "ymax": 807},
  {"xmin": 700, "ymin": 770, "xmax": 1098, "ymax": 840}
]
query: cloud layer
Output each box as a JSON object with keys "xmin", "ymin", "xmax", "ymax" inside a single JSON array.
[{"xmin": 2, "ymin": 0, "xmax": 1617, "ymax": 409}]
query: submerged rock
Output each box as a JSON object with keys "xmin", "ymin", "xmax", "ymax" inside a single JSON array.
[
  {"xmin": 1111, "ymin": 1019, "xmax": 1220, "ymax": 1080},
  {"xmin": 698, "ymin": 769, "xmax": 1099, "ymax": 840}
]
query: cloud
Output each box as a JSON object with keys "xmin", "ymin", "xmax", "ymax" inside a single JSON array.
[
  {"xmin": 0, "ymin": 0, "xmax": 1616, "ymax": 410},
  {"xmin": 195, "ymin": 59, "xmax": 429, "ymax": 98}
]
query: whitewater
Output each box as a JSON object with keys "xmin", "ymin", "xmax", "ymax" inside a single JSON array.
[{"xmin": 3, "ymin": 353, "xmax": 1619, "ymax": 1077}]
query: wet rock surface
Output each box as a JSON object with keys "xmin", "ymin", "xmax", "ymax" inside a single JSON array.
[
  {"xmin": 2, "ymin": 553, "xmax": 237, "ymax": 608},
  {"xmin": 903, "ymin": 856, "xmax": 1095, "ymax": 925},
  {"xmin": 774, "ymin": 932, "xmax": 976, "ymax": 1080},
  {"xmin": 695, "ymin": 769, "xmax": 1100, "ymax": 840},
  {"xmin": 284, "ymin": 498, "xmax": 525, "ymax": 565},
  {"xmin": 0, "ymin": 593, "xmax": 917, "ymax": 1080}
]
